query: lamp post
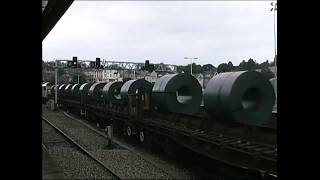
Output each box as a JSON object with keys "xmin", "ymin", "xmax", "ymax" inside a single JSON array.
[
  {"xmin": 184, "ymin": 57, "xmax": 198, "ymax": 75},
  {"xmin": 271, "ymin": 2, "xmax": 277, "ymax": 112},
  {"xmin": 271, "ymin": 2, "xmax": 277, "ymax": 101},
  {"xmin": 271, "ymin": 2, "xmax": 277, "ymax": 78}
]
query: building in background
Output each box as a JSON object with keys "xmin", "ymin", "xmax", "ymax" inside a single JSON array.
[
  {"xmin": 102, "ymin": 69, "xmax": 121, "ymax": 82},
  {"xmin": 95, "ymin": 70, "xmax": 103, "ymax": 82},
  {"xmin": 42, "ymin": 69, "xmax": 55, "ymax": 82},
  {"xmin": 122, "ymin": 70, "xmax": 135, "ymax": 80},
  {"xmin": 136, "ymin": 70, "xmax": 148, "ymax": 80},
  {"xmin": 83, "ymin": 70, "xmax": 96, "ymax": 82},
  {"xmin": 145, "ymin": 71, "xmax": 158, "ymax": 83}
]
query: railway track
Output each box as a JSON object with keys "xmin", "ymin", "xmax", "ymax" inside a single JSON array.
[
  {"xmin": 61, "ymin": 111, "xmax": 194, "ymax": 179},
  {"xmin": 62, "ymin": 110, "xmax": 277, "ymax": 179},
  {"xmin": 42, "ymin": 117, "xmax": 121, "ymax": 179},
  {"xmin": 137, "ymin": 117, "xmax": 277, "ymax": 178},
  {"xmin": 43, "ymin": 107, "xmax": 189, "ymax": 179},
  {"xmin": 43, "ymin": 104, "xmax": 277, "ymax": 179}
]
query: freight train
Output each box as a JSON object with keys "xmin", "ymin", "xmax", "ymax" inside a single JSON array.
[{"xmin": 43, "ymin": 71, "xmax": 277, "ymax": 178}]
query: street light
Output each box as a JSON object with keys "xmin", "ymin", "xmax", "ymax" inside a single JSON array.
[
  {"xmin": 271, "ymin": 2, "xmax": 277, "ymax": 78},
  {"xmin": 271, "ymin": 1, "xmax": 277, "ymax": 110},
  {"xmin": 184, "ymin": 57, "xmax": 198, "ymax": 75}
]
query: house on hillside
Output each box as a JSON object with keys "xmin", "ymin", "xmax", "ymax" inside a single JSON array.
[
  {"xmin": 102, "ymin": 69, "xmax": 121, "ymax": 81},
  {"xmin": 145, "ymin": 71, "xmax": 158, "ymax": 83}
]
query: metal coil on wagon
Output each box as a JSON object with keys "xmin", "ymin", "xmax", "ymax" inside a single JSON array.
[
  {"xmin": 42, "ymin": 82, "xmax": 51, "ymax": 87},
  {"xmin": 203, "ymin": 71, "xmax": 275, "ymax": 126},
  {"xmin": 58, "ymin": 84, "xmax": 66, "ymax": 91},
  {"xmin": 152, "ymin": 73, "xmax": 202, "ymax": 114},
  {"xmin": 79, "ymin": 83, "xmax": 92, "ymax": 96},
  {"xmin": 71, "ymin": 83, "xmax": 81, "ymax": 98},
  {"xmin": 64, "ymin": 84, "xmax": 73, "ymax": 97},
  {"xmin": 88, "ymin": 82, "xmax": 107, "ymax": 99},
  {"xmin": 51, "ymin": 85, "xmax": 56, "ymax": 92},
  {"xmin": 58, "ymin": 84, "xmax": 67, "ymax": 96},
  {"xmin": 102, "ymin": 81, "xmax": 124, "ymax": 103},
  {"xmin": 79, "ymin": 83, "xmax": 93, "ymax": 104},
  {"xmin": 120, "ymin": 79, "xmax": 153, "ymax": 101}
]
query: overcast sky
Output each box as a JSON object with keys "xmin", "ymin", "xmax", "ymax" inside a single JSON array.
[{"xmin": 42, "ymin": 1, "xmax": 277, "ymax": 66}]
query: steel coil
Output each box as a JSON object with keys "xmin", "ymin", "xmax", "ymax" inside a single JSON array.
[
  {"xmin": 120, "ymin": 79, "xmax": 153, "ymax": 101},
  {"xmin": 102, "ymin": 81, "xmax": 124, "ymax": 103},
  {"xmin": 79, "ymin": 83, "xmax": 93, "ymax": 104},
  {"xmin": 58, "ymin": 84, "xmax": 66, "ymax": 96},
  {"xmin": 152, "ymin": 73, "xmax": 202, "ymax": 114},
  {"xmin": 204, "ymin": 71, "xmax": 275, "ymax": 126},
  {"xmin": 71, "ymin": 83, "xmax": 81, "ymax": 98},
  {"xmin": 64, "ymin": 84, "xmax": 73, "ymax": 96},
  {"xmin": 88, "ymin": 82, "xmax": 107, "ymax": 98}
]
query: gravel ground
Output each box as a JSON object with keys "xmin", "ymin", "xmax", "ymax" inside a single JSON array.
[
  {"xmin": 43, "ymin": 120, "xmax": 115, "ymax": 179},
  {"xmin": 42, "ymin": 105, "xmax": 197, "ymax": 179},
  {"xmin": 43, "ymin": 107, "xmax": 110, "ymax": 151},
  {"xmin": 112, "ymin": 136, "xmax": 197, "ymax": 179},
  {"xmin": 43, "ymin": 121, "xmax": 72, "ymax": 148},
  {"xmin": 48, "ymin": 146, "xmax": 115, "ymax": 179},
  {"xmin": 91, "ymin": 149, "xmax": 172, "ymax": 179},
  {"xmin": 64, "ymin": 110, "xmax": 197, "ymax": 179}
]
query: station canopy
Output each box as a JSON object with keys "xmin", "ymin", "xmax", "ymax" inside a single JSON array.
[{"xmin": 42, "ymin": 0, "xmax": 74, "ymax": 41}]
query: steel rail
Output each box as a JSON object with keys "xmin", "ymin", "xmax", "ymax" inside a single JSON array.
[
  {"xmin": 62, "ymin": 111, "xmax": 276, "ymax": 178},
  {"xmin": 62, "ymin": 111, "xmax": 179, "ymax": 179},
  {"xmin": 42, "ymin": 116, "xmax": 122, "ymax": 180}
]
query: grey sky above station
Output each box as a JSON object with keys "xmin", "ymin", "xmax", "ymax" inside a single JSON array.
[{"xmin": 42, "ymin": 1, "xmax": 277, "ymax": 66}]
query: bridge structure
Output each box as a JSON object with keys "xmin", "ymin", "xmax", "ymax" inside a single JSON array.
[
  {"xmin": 101, "ymin": 60, "xmax": 178, "ymax": 73},
  {"xmin": 54, "ymin": 59, "xmax": 178, "ymax": 73}
]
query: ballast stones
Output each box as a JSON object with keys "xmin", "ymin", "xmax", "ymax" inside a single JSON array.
[
  {"xmin": 203, "ymin": 71, "xmax": 275, "ymax": 126},
  {"xmin": 152, "ymin": 73, "xmax": 202, "ymax": 114}
]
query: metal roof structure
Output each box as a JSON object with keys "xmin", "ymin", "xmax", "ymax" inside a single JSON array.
[
  {"xmin": 42, "ymin": 0, "xmax": 74, "ymax": 41},
  {"xmin": 42, "ymin": 0, "xmax": 48, "ymax": 12}
]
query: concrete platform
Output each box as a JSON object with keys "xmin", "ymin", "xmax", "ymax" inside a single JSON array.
[{"xmin": 42, "ymin": 144, "xmax": 65, "ymax": 179}]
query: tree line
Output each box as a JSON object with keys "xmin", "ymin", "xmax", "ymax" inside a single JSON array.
[{"xmin": 176, "ymin": 58, "xmax": 275, "ymax": 79}]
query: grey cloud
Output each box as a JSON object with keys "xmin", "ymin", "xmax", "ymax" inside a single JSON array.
[{"xmin": 43, "ymin": 1, "xmax": 276, "ymax": 66}]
